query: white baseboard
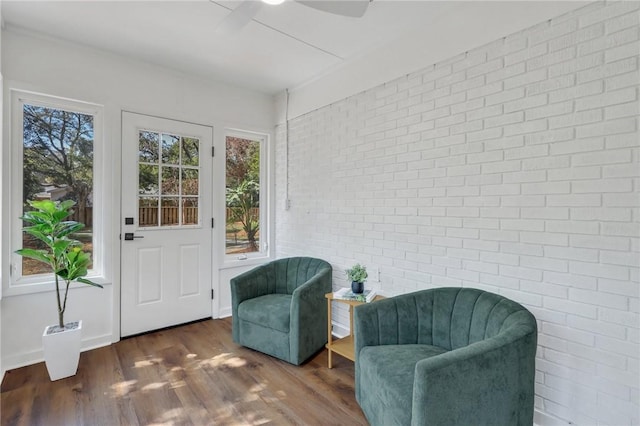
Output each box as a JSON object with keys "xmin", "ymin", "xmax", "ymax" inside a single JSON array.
[
  {"xmin": 218, "ymin": 307, "xmax": 232, "ymax": 318},
  {"xmin": 2, "ymin": 333, "xmax": 112, "ymax": 373}
]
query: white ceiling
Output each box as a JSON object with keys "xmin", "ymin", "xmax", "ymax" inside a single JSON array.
[{"xmin": 1, "ymin": 1, "xmax": 586, "ymax": 96}]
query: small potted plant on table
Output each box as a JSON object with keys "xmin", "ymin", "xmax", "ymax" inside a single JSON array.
[
  {"xmin": 346, "ymin": 263, "xmax": 368, "ymax": 294},
  {"xmin": 16, "ymin": 199, "xmax": 103, "ymax": 381}
]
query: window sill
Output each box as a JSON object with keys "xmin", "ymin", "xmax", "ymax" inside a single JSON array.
[
  {"xmin": 220, "ymin": 254, "xmax": 272, "ymax": 270},
  {"xmin": 3, "ymin": 275, "xmax": 111, "ymax": 298}
]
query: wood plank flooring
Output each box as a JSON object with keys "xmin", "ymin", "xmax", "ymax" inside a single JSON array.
[{"xmin": 1, "ymin": 318, "xmax": 368, "ymax": 426}]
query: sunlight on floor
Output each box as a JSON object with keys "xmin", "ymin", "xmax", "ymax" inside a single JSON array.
[
  {"xmin": 249, "ymin": 383, "xmax": 266, "ymax": 393},
  {"xmin": 142, "ymin": 381, "xmax": 167, "ymax": 391},
  {"xmin": 2, "ymin": 318, "xmax": 364, "ymax": 426},
  {"xmin": 108, "ymin": 339, "xmax": 299, "ymax": 426},
  {"xmin": 109, "ymin": 379, "xmax": 137, "ymax": 397},
  {"xmin": 199, "ymin": 352, "xmax": 248, "ymax": 369},
  {"xmin": 134, "ymin": 357, "xmax": 162, "ymax": 368},
  {"xmin": 169, "ymin": 379, "xmax": 187, "ymax": 390}
]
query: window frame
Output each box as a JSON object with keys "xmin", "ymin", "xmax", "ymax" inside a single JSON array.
[
  {"xmin": 136, "ymin": 130, "xmax": 204, "ymax": 230},
  {"xmin": 6, "ymin": 89, "xmax": 107, "ymax": 295},
  {"xmin": 223, "ymin": 129, "xmax": 270, "ymax": 264}
]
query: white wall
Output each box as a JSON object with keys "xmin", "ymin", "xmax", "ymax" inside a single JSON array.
[
  {"xmin": 275, "ymin": 2, "xmax": 639, "ymax": 425},
  {"xmin": 1, "ymin": 28, "xmax": 275, "ymax": 370},
  {"xmin": 277, "ymin": 1, "xmax": 589, "ymax": 121}
]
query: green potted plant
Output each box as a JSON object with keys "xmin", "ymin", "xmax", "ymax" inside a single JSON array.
[
  {"xmin": 16, "ymin": 199, "xmax": 103, "ymax": 381},
  {"xmin": 346, "ymin": 263, "xmax": 368, "ymax": 294}
]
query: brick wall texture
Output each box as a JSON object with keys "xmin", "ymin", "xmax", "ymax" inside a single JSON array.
[{"xmin": 275, "ymin": 2, "xmax": 639, "ymax": 424}]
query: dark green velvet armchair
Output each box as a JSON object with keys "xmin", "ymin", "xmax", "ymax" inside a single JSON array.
[
  {"xmin": 230, "ymin": 257, "xmax": 332, "ymax": 365},
  {"xmin": 354, "ymin": 287, "xmax": 538, "ymax": 426}
]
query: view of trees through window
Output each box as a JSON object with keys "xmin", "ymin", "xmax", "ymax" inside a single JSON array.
[
  {"xmin": 138, "ymin": 131, "xmax": 200, "ymax": 227},
  {"xmin": 226, "ymin": 136, "xmax": 260, "ymax": 255},
  {"xmin": 22, "ymin": 104, "xmax": 94, "ymax": 276}
]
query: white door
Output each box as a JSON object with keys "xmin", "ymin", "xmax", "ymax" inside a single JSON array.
[{"xmin": 121, "ymin": 112, "xmax": 213, "ymax": 337}]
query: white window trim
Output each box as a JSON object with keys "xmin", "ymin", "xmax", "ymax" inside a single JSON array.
[
  {"xmin": 223, "ymin": 128, "xmax": 272, "ymax": 266},
  {"xmin": 136, "ymin": 129, "xmax": 204, "ymax": 230},
  {"xmin": 5, "ymin": 89, "xmax": 108, "ymax": 296}
]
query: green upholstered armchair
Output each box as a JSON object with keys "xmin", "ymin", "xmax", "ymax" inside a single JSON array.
[
  {"xmin": 230, "ymin": 257, "xmax": 332, "ymax": 365},
  {"xmin": 354, "ymin": 287, "xmax": 538, "ymax": 426}
]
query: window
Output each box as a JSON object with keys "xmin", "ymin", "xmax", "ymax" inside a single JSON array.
[
  {"xmin": 138, "ymin": 131, "xmax": 201, "ymax": 228},
  {"xmin": 225, "ymin": 131, "xmax": 268, "ymax": 259},
  {"xmin": 10, "ymin": 90, "xmax": 104, "ymax": 288}
]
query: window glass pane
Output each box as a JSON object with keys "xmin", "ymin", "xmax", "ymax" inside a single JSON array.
[
  {"xmin": 138, "ymin": 134, "xmax": 200, "ymax": 228},
  {"xmin": 161, "ymin": 166, "xmax": 180, "ymax": 195},
  {"xmin": 161, "ymin": 134, "xmax": 180, "ymax": 164},
  {"xmin": 22, "ymin": 104, "xmax": 94, "ymax": 275},
  {"xmin": 182, "ymin": 137, "xmax": 199, "ymax": 166},
  {"xmin": 182, "ymin": 197, "xmax": 199, "ymax": 225},
  {"xmin": 182, "ymin": 169, "xmax": 199, "ymax": 196},
  {"xmin": 225, "ymin": 136, "xmax": 260, "ymax": 255},
  {"xmin": 161, "ymin": 197, "xmax": 180, "ymax": 226},
  {"xmin": 139, "ymin": 164, "xmax": 159, "ymax": 195},
  {"xmin": 139, "ymin": 131, "xmax": 159, "ymax": 163},
  {"xmin": 139, "ymin": 197, "xmax": 159, "ymax": 227}
]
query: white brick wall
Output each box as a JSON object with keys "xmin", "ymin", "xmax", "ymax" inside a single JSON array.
[{"xmin": 275, "ymin": 2, "xmax": 639, "ymax": 425}]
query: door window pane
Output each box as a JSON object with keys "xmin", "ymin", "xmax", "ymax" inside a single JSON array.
[
  {"xmin": 161, "ymin": 197, "xmax": 180, "ymax": 226},
  {"xmin": 139, "ymin": 164, "xmax": 159, "ymax": 195},
  {"xmin": 139, "ymin": 131, "xmax": 159, "ymax": 163},
  {"xmin": 161, "ymin": 167, "xmax": 180, "ymax": 195},
  {"xmin": 161, "ymin": 134, "xmax": 180, "ymax": 165},
  {"xmin": 182, "ymin": 169, "xmax": 199, "ymax": 195},
  {"xmin": 182, "ymin": 137, "xmax": 199, "ymax": 166},
  {"xmin": 183, "ymin": 198, "xmax": 199, "ymax": 226},
  {"xmin": 138, "ymin": 131, "xmax": 200, "ymax": 228},
  {"xmin": 139, "ymin": 197, "xmax": 159, "ymax": 227},
  {"xmin": 22, "ymin": 104, "xmax": 94, "ymax": 275}
]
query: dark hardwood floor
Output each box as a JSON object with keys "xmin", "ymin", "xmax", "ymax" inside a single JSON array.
[{"xmin": 1, "ymin": 318, "xmax": 368, "ymax": 426}]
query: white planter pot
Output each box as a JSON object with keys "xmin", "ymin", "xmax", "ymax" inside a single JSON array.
[{"xmin": 42, "ymin": 320, "xmax": 82, "ymax": 381}]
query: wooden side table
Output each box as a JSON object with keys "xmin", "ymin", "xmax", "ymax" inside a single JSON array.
[{"xmin": 325, "ymin": 292, "xmax": 384, "ymax": 368}]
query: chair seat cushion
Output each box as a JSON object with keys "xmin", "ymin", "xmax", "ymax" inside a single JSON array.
[
  {"xmin": 359, "ymin": 344, "xmax": 448, "ymax": 425},
  {"xmin": 238, "ymin": 294, "xmax": 292, "ymax": 333}
]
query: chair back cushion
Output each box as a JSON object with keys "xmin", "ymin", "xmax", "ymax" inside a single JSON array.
[
  {"xmin": 371, "ymin": 287, "xmax": 535, "ymax": 351},
  {"xmin": 270, "ymin": 257, "xmax": 332, "ymax": 294}
]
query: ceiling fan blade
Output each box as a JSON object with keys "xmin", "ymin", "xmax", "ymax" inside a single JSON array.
[
  {"xmin": 215, "ymin": 1, "xmax": 264, "ymax": 34},
  {"xmin": 296, "ymin": 0, "xmax": 370, "ymax": 18}
]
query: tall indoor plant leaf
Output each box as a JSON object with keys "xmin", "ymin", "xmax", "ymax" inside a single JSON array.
[{"xmin": 16, "ymin": 199, "xmax": 103, "ymax": 329}]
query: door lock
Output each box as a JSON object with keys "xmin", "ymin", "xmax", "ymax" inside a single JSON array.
[{"xmin": 124, "ymin": 233, "xmax": 144, "ymax": 241}]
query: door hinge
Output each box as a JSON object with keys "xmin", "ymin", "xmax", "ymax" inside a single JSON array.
[
  {"xmin": 212, "ymin": 146, "xmax": 215, "ymax": 157},
  {"xmin": 211, "ymin": 289, "xmax": 215, "ymax": 300},
  {"xmin": 211, "ymin": 218, "xmax": 215, "ymax": 228}
]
